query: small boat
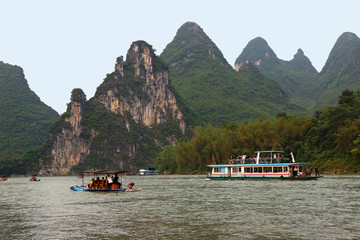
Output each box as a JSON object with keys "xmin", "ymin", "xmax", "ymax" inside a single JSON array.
[
  {"xmin": 207, "ymin": 150, "xmax": 320, "ymax": 180},
  {"xmin": 1, "ymin": 176, "xmax": 8, "ymax": 181},
  {"xmin": 30, "ymin": 176, "xmax": 40, "ymax": 181},
  {"xmin": 139, "ymin": 167, "xmax": 159, "ymax": 175},
  {"xmin": 70, "ymin": 170, "xmax": 141, "ymax": 192}
]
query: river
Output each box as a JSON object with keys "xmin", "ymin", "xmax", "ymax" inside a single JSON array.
[{"xmin": 0, "ymin": 174, "xmax": 359, "ymax": 239}]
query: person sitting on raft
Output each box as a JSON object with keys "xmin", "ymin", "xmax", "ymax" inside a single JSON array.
[
  {"xmin": 128, "ymin": 182, "xmax": 135, "ymax": 189},
  {"xmin": 106, "ymin": 175, "xmax": 113, "ymax": 189},
  {"xmin": 88, "ymin": 178, "xmax": 94, "ymax": 189}
]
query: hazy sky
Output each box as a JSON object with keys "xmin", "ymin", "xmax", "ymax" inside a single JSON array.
[{"xmin": 1, "ymin": 0, "xmax": 359, "ymax": 114}]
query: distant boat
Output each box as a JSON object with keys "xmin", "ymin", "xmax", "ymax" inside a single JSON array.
[
  {"xmin": 70, "ymin": 170, "xmax": 141, "ymax": 192},
  {"xmin": 139, "ymin": 167, "xmax": 159, "ymax": 175},
  {"xmin": 207, "ymin": 150, "xmax": 320, "ymax": 180},
  {"xmin": 30, "ymin": 176, "xmax": 40, "ymax": 181},
  {"xmin": 1, "ymin": 176, "xmax": 7, "ymax": 181}
]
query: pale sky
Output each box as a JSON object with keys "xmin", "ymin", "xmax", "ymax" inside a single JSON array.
[{"xmin": 1, "ymin": 0, "xmax": 359, "ymax": 114}]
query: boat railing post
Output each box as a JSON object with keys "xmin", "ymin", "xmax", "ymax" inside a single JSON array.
[
  {"xmin": 256, "ymin": 152, "xmax": 260, "ymax": 164},
  {"xmin": 290, "ymin": 152, "xmax": 295, "ymax": 163}
]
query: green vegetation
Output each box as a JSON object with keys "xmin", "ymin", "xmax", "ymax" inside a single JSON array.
[
  {"xmin": 156, "ymin": 90, "xmax": 360, "ymax": 174},
  {"xmin": 0, "ymin": 61, "xmax": 59, "ymax": 159},
  {"xmin": 161, "ymin": 22, "xmax": 307, "ymax": 126},
  {"xmin": 0, "ymin": 141, "xmax": 49, "ymax": 176},
  {"xmin": 314, "ymin": 33, "xmax": 360, "ymax": 109},
  {"xmin": 235, "ymin": 33, "xmax": 360, "ymax": 113},
  {"xmin": 235, "ymin": 37, "xmax": 319, "ymax": 110}
]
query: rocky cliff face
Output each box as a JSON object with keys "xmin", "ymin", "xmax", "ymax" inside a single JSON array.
[
  {"xmin": 39, "ymin": 41, "xmax": 187, "ymax": 175},
  {"xmin": 39, "ymin": 89, "xmax": 94, "ymax": 175},
  {"xmin": 96, "ymin": 42, "xmax": 186, "ymax": 133}
]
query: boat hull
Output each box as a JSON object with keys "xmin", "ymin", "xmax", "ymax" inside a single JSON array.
[
  {"xmin": 70, "ymin": 185, "xmax": 141, "ymax": 192},
  {"xmin": 208, "ymin": 176, "xmax": 320, "ymax": 181},
  {"xmin": 70, "ymin": 185, "xmax": 125, "ymax": 192}
]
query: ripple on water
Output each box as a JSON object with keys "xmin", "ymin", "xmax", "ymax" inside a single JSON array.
[{"xmin": 0, "ymin": 175, "xmax": 359, "ymax": 239}]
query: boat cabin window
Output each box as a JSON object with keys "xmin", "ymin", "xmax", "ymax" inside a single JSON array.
[
  {"xmin": 213, "ymin": 167, "xmax": 225, "ymax": 173},
  {"xmin": 232, "ymin": 167, "xmax": 239, "ymax": 173},
  {"xmin": 273, "ymin": 167, "xmax": 284, "ymax": 173},
  {"xmin": 265, "ymin": 167, "xmax": 272, "ymax": 173},
  {"xmin": 253, "ymin": 167, "xmax": 263, "ymax": 173},
  {"xmin": 244, "ymin": 167, "xmax": 253, "ymax": 173},
  {"xmin": 284, "ymin": 167, "xmax": 288, "ymax": 172}
]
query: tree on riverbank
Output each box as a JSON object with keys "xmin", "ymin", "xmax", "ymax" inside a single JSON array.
[{"xmin": 156, "ymin": 90, "xmax": 360, "ymax": 174}]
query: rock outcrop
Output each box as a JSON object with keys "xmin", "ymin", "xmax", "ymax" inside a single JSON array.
[
  {"xmin": 39, "ymin": 89, "xmax": 94, "ymax": 175},
  {"xmin": 39, "ymin": 41, "xmax": 187, "ymax": 175},
  {"xmin": 97, "ymin": 42, "xmax": 186, "ymax": 133}
]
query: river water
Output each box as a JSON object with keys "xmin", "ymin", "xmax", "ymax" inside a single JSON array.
[{"xmin": 0, "ymin": 174, "xmax": 359, "ymax": 240}]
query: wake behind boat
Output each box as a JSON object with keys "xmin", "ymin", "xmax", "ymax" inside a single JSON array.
[
  {"xmin": 70, "ymin": 170, "xmax": 141, "ymax": 192},
  {"xmin": 207, "ymin": 150, "xmax": 321, "ymax": 180}
]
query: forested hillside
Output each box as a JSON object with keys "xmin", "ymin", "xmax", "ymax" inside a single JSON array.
[
  {"xmin": 156, "ymin": 90, "xmax": 360, "ymax": 174},
  {"xmin": 235, "ymin": 37, "xmax": 319, "ymax": 110},
  {"xmin": 0, "ymin": 62, "xmax": 59, "ymax": 158},
  {"xmin": 160, "ymin": 22, "xmax": 307, "ymax": 125},
  {"xmin": 235, "ymin": 32, "xmax": 360, "ymax": 112},
  {"xmin": 313, "ymin": 32, "xmax": 360, "ymax": 109}
]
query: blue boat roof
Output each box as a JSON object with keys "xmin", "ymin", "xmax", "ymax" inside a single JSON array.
[
  {"xmin": 207, "ymin": 162, "xmax": 310, "ymax": 167},
  {"xmin": 254, "ymin": 150, "xmax": 285, "ymax": 153}
]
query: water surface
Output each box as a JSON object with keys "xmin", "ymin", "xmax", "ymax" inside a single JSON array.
[{"xmin": 0, "ymin": 175, "xmax": 359, "ymax": 239}]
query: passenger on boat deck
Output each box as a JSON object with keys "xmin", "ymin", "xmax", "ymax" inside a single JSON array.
[
  {"xmin": 89, "ymin": 178, "xmax": 94, "ymax": 188},
  {"xmin": 113, "ymin": 174, "xmax": 119, "ymax": 184},
  {"xmin": 307, "ymin": 168, "xmax": 311, "ymax": 176},
  {"xmin": 107, "ymin": 174, "xmax": 113, "ymax": 188},
  {"xmin": 315, "ymin": 166, "xmax": 320, "ymax": 177}
]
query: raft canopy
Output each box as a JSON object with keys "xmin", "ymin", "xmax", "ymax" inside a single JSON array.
[{"xmin": 81, "ymin": 170, "xmax": 128, "ymax": 175}]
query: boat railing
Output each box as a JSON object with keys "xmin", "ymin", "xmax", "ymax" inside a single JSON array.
[{"xmin": 230, "ymin": 157, "xmax": 292, "ymax": 165}]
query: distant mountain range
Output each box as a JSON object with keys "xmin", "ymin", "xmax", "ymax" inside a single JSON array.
[
  {"xmin": 160, "ymin": 22, "xmax": 306, "ymax": 125},
  {"xmin": 0, "ymin": 61, "xmax": 59, "ymax": 158},
  {"xmin": 235, "ymin": 32, "xmax": 360, "ymax": 111},
  {"xmin": 1, "ymin": 21, "xmax": 360, "ymax": 174}
]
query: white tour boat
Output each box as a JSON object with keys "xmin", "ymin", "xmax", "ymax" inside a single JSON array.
[
  {"xmin": 139, "ymin": 167, "xmax": 159, "ymax": 175},
  {"xmin": 207, "ymin": 150, "xmax": 320, "ymax": 180}
]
